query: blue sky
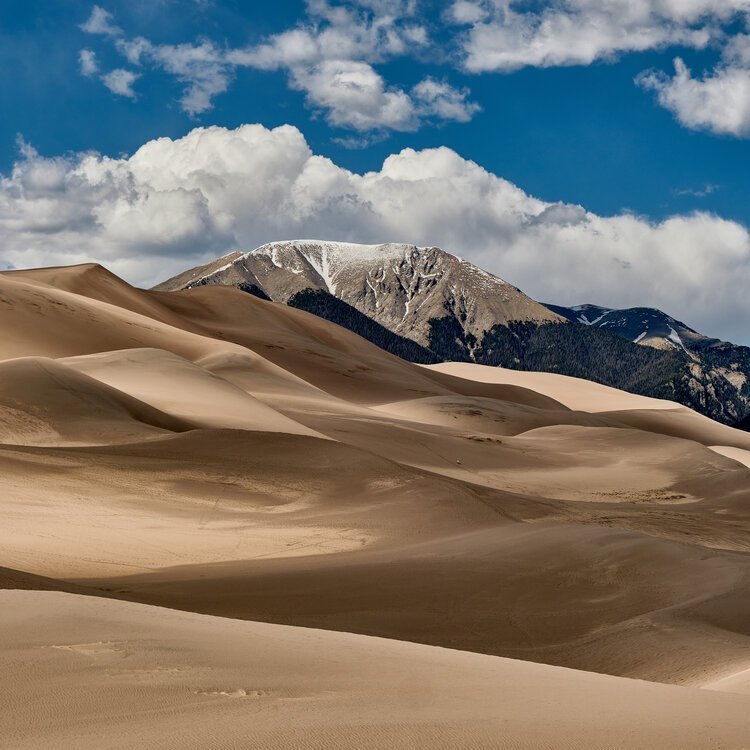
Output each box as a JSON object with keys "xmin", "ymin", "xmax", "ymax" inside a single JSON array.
[
  {"xmin": 1, "ymin": 0, "xmax": 747, "ymax": 221},
  {"xmin": 2, "ymin": 1, "xmax": 750, "ymax": 341}
]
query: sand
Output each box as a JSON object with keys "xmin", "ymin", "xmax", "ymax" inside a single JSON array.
[
  {"xmin": 3, "ymin": 590, "xmax": 750, "ymax": 750},
  {"xmin": 2, "ymin": 263, "xmax": 750, "ymax": 746},
  {"xmin": 426, "ymin": 360, "xmax": 678, "ymax": 411},
  {"xmin": 710, "ymin": 444, "xmax": 750, "ymax": 468}
]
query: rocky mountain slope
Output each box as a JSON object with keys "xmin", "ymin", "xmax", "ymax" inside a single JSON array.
[
  {"xmin": 156, "ymin": 241, "xmax": 750, "ymax": 425},
  {"xmin": 156, "ymin": 241, "xmax": 562, "ymax": 345},
  {"xmin": 546, "ymin": 303, "xmax": 717, "ymax": 353}
]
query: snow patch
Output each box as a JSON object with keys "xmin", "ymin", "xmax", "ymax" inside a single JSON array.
[
  {"xmin": 667, "ymin": 326, "xmax": 683, "ymax": 345},
  {"xmin": 577, "ymin": 309, "xmax": 612, "ymax": 326},
  {"xmin": 666, "ymin": 326, "xmax": 692, "ymax": 356}
]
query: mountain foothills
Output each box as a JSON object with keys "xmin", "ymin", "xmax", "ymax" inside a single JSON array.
[
  {"xmin": 4, "ymin": 260, "xmax": 750, "ymax": 745},
  {"xmin": 157, "ymin": 241, "xmax": 750, "ymax": 426}
]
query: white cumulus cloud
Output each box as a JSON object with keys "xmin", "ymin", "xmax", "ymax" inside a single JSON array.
[
  {"xmin": 638, "ymin": 37, "xmax": 750, "ymax": 136},
  {"xmin": 77, "ymin": 2, "xmax": 476, "ymax": 131},
  {"xmin": 453, "ymin": 0, "xmax": 749, "ymax": 72},
  {"xmin": 290, "ymin": 60, "xmax": 419, "ymax": 131},
  {"xmin": 2, "ymin": 124, "xmax": 750, "ymax": 343}
]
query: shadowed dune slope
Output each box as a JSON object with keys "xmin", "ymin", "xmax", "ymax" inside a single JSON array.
[
  {"xmin": 429, "ymin": 361, "xmax": 750, "ymax": 451},
  {"xmin": 0, "ymin": 430, "xmax": 506, "ymax": 579},
  {"xmin": 0, "ymin": 271, "xmax": 229, "ymax": 361},
  {"xmin": 426, "ymin": 361, "xmax": 678, "ymax": 411},
  {"xmin": 0, "ymin": 357, "xmax": 192, "ymax": 445},
  {"xmin": 147, "ymin": 284, "xmax": 567, "ymax": 408},
  {"xmin": 5, "ymin": 263, "xmax": 204, "ymax": 332},
  {"xmin": 1, "ymin": 266, "xmax": 562, "ymax": 411},
  {"xmin": 62, "ymin": 348, "xmax": 321, "ymax": 437}
]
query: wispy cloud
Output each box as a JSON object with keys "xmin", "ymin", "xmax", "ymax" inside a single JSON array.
[
  {"xmin": 76, "ymin": 2, "xmax": 750, "ymax": 139},
  {"xmin": 117, "ymin": 37, "xmax": 231, "ymax": 116},
  {"xmin": 674, "ymin": 184, "xmax": 720, "ymax": 198},
  {"xmin": 80, "ymin": 5, "xmax": 122, "ymax": 36},
  {"xmin": 78, "ymin": 49, "xmax": 99, "ymax": 77},
  {"xmin": 101, "ymin": 69, "xmax": 140, "ymax": 99},
  {"xmin": 412, "ymin": 78, "xmax": 480, "ymax": 123},
  {"xmin": 76, "ymin": 2, "xmax": 479, "ymax": 131}
]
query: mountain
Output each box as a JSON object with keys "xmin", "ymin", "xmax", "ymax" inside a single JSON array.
[
  {"xmin": 156, "ymin": 240, "xmax": 750, "ymax": 425},
  {"xmin": 155, "ymin": 240, "xmax": 562, "ymax": 343},
  {"xmin": 548, "ymin": 302, "xmax": 750, "ymax": 423},
  {"xmin": 545, "ymin": 303, "xmax": 718, "ymax": 353}
]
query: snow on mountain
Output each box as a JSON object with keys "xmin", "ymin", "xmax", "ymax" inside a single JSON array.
[
  {"xmin": 156, "ymin": 240, "xmax": 562, "ymax": 348},
  {"xmin": 546, "ymin": 303, "xmax": 716, "ymax": 355}
]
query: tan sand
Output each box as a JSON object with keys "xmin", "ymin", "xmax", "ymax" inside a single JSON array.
[
  {"xmin": 426, "ymin": 360, "xmax": 678, "ymax": 411},
  {"xmin": 63, "ymin": 348, "xmax": 322, "ymax": 437},
  {"xmin": 710, "ymin": 444, "xmax": 750, "ymax": 468},
  {"xmin": 0, "ymin": 356, "xmax": 191, "ymax": 445},
  {"xmin": 3, "ymin": 590, "xmax": 750, "ymax": 750},
  {"xmin": 704, "ymin": 664, "xmax": 750, "ymax": 694}
]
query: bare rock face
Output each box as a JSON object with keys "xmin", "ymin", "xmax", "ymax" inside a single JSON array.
[{"xmin": 156, "ymin": 240, "xmax": 562, "ymax": 349}]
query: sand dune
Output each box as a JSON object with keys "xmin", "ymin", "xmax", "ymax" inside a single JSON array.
[
  {"xmin": 3, "ymin": 590, "xmax": 750, "ymax": 750},
  {"xmin": 371, "ymin": 394, "xmax": 611, "ymax": 436},
  {"xmin": 427, "ymin": 359, "xmax": 750, "ymax": 466},
  {"xmin": 710, "ymin": 444, "xmax": 750, "ymax": 468},
  {"xmin": 0, "ymin": 271, "xmax": 228, "ymax": 362},
  {"xmin": 149, "ymin": 284, "xmax": 566, "ymax": 408},
  {"xmin": 6, "ymin": 263, "xmax": 199, "ymax": 331},
  {"xmin": 97, "ymin": 517, "xmax": 750, "ymax": 685},
  {"xmin": 288, "ymin": 401, "xmax": 744, "ymax": 502},
  {"xmin": 2, "ymin": 265, "xmax": 750, "ymax": 745},
  {"xmin": 0, "ymin": 430, "xmax": 432, "ymax": 578},
  {"xmin": 598, "ymin": 407, "xmax": 750, "ymax": 451},
  {"xmin": 427, "ymin": 361, "xmax": 680, "ymax": 412},
  {"xmin": 0, "ymin": 356, "xmax": 191, "ymax": 445},
  {"xmin": 63, "ymin": 348, "xmax": 321, "ymax": 436},
  {"xmin": 704, "ymin": 665, "xmax": 750, "ymax": 695}
]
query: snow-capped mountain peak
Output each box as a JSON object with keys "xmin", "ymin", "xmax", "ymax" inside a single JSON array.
[{"xmin": 156, "ymin": 240, "xmax": 560, "ymax": 347}]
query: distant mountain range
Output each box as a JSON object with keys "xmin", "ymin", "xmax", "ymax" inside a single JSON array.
[
  {"xmin": 156, "ymin": 240, "xmax": 750, "ymax": 426},
  {"xmin": 545, "ymin": 303, "xmax": 718, "ymax": 353}
]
